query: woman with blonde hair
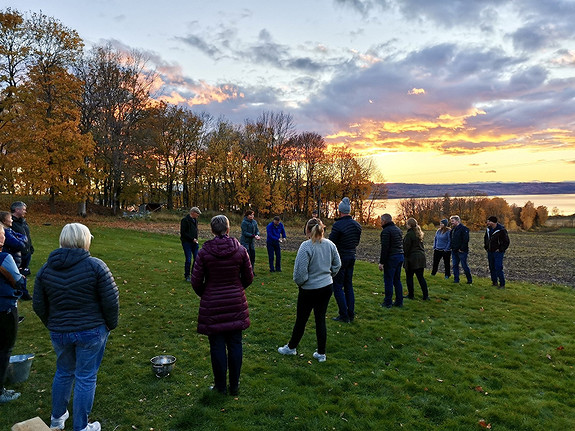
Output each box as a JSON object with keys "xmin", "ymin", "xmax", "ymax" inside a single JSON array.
[
  {"xmin": 34, "ymin": 223, "xmax": 119, "ymax": 431},
  {"xmin": 403, "ymin": 218, "xmax": 429, "ymax": 300},
  {"xmin": 278, "ymin": 218, "xmax": 341, "ymax": 362}
]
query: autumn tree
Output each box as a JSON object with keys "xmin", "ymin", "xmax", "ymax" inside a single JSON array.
[
  {"xmin": 76, "ymin": 44, "xmax": 156, "ymax": 213},
  {"xmin": 535, "ymin": 205, "xmax": 549, "ymax": 227},
  {"xmin": 520, "ymin": 201, "xmax": 537, "ymax": 230}
]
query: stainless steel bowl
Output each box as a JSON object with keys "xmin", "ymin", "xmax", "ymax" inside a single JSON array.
[{"xmin": 150, "ymin": 355, "xmax": 176, "ymax": 378}]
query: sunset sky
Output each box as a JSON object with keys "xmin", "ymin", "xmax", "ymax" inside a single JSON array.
[{"xmin": 6, "ymin": 0, "xmax": 575, "ymax": 184}]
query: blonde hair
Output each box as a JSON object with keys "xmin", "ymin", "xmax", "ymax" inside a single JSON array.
[
  {"xmin": 306, "ymin": 218, "xmax": 325, "ymax": 243},
  {"xmin": 59, "ymin": 223, "xmax": 93, "ymax": 250},
  {"xmin": 406, "ymin": 218, "xmax": 424, "ymax": 241}
]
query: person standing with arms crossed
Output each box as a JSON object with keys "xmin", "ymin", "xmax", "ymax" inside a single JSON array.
[
  {"xmin": 181, "ymin": 207, "xmax": 201, "ymax": 282},
  {"xmin": 379, "ymin": 214, "xmax": 404, "ymax": 308},
  {"xmin": 484, "ymin": 216, "xmax": 510, "ymax": 289},
  {"xmin": 450, "ymin": 215, "xmax": 472, "ymax": 284},
  {"xmin": 329, "ymin": 197, "xmax": 362, "ymax": 322}
]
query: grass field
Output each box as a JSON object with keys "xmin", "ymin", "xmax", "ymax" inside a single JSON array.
[{"xmin": 3, "ymin": 224, "xmax": 575, "ymax": 430}]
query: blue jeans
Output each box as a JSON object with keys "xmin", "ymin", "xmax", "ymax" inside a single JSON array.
[
  {"xmin": 208, "ymin": 330, "xmax": 243, "ymax": 393},
  {"xmin": 332, "ymin": 256, "xmax": 356, "ymax": 320},
  {"xmin": 182, "ymin": 241, "xmax": 199, "ymax": 278},
  {"xmin": 452, "ymin": 251, "xmax": 472, "ymax": 283},
  {"xmin": 50, "ymin": 325, "xmax": 109, "ymax": 431},
  {"xmin": 487, "ymin": 251, "xmax": 505, "ymax": 286},
  {"xmin": 241, "ymin": 242, "xmax": 256, "ymax": 272},
  {"xmin": 266, "ymin": 241, "xmax": 281, "ymax": 271},
  {"xmin": 383, "ymin": 254, "xmax": 404, "ymax": 306}
]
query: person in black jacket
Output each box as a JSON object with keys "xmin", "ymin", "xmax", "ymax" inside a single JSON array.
[
  {"xmin": 33, "ymin": 223, "xmax": 119, "ymax": 431},
  {"xmin": 449, "ymin": 215, "xmax": 472, "ymax": 284},
  {"xmin": 10, "ymin": 201, "xmax": 33, "ymax": 276},
  {"xmin": 181, "ymin": 207, "xmax": 201, "ymax": 282},
  {"xmin": 329, "ymin": 197, "xmax": 362, "ymax": 322},
  {"xmin": 378, "ymin": 214, "xmax": 404, "ymax": 308},
  {"xmin": 484, "ymin": 216, "xmax": 510, "ymax": 288}
]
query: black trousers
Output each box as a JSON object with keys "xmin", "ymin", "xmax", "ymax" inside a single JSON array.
[
  {"xmin": 288, "ymin": 284, "xmax": 332, "ymax": 354},
  {"xmin": 0, "ymin": 307, "xmax": 18, "ymax": 389}
]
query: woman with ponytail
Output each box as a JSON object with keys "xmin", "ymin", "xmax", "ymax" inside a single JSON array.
[
  {"xmin": 278, "ymin": 218, "xmax": 341, "ymax": 362},
  {"xmin": 403, "ymin": 218, "xmax": 429, "ymax": 300}
]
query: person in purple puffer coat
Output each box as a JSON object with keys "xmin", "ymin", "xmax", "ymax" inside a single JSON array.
[{"xmin": 191, "ymin": 215, "xmax": 253, "ymax": 395}]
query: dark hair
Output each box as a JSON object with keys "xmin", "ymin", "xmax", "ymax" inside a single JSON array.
[
  {"xmin": 273, "ymin": 216, "xmax": 280, "ymax": 221},
  {"xmin": 487, "ymin": 216, "xmax": 498, "ymax": 223},
  {"xmin": 0, "ymin": 211, "xmax": 10, "ymax": 224},
  {"xmin": 381, "ymin": 213, "xmax": 393, "ymax": 223},
  {"xmin": 244, "ymin": 210, "xmax": 254, "ymax": 217}
]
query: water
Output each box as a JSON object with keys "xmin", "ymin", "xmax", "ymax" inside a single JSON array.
[{"xmin": 373, "ymin": 194, "xmax": 575, "ymax": 216}]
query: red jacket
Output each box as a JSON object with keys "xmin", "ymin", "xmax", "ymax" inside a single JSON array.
[{"xmin": 191, "ymin": 235, "xmax": 253, "ymax": 335}]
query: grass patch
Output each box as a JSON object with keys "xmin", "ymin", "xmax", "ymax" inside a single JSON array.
[{"xmin": 3, "ymin": 224, "xmax": 575, "ymax": 430}]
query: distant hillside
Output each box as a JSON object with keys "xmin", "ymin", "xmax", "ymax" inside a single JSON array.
[{"xmin": 379, "ymin": 181, "xmax": 575, "ymax": 199}]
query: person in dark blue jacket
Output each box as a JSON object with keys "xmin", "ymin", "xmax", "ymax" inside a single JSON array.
[
  {"xmin": 266, "ymin": 216, "xmax": 287, "ymax": 272},
  {"xmin": 33, "ymin": 223, "xmax": 119, "ymax": 431},
  {"xmin": 240, "ymin": 210, "xmax": 260, "ymax": 274},
  {"xmin": 0, "ymin": 211, "xmax": 31, "ymax": 300},
  {"xmin": 329, "ymin": 197, "xmax": 362, "ymax": 322},
  {"xmin": 0, "ymin": 227, "xmax": 26, "ymax": 404},
  {"xmin": 450, "ymin": 215, "xmax": 472, "ymax": 284}
]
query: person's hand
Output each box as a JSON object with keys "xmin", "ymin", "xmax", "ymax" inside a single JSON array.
[
  {"xmin": 255, "ymin": 235, "xmax": 261, "ymax": 240},
  {"xmin": 194, "ymin": 239, "xmax": 198, "ymax": 243},
  {"xmin": 378, "ymin": 263, "xmax": 383, "ymax": 271}
]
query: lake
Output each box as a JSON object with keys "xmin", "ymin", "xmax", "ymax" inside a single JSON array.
[{"xmin": 374, "ymin": 193, "xmax": 575, "ymax": 216}]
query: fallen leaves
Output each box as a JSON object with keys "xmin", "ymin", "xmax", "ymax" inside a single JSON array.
[{"xmin": 478, "ymin": 419, "xmax": 492, "ymax": 428}]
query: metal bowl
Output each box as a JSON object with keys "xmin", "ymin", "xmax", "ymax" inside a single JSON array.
[{"xmin": 150, "ymin": 355, "xmax": 176, "ymax": 378}]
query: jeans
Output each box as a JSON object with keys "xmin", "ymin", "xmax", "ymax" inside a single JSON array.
[
  {"xmin": 332, "ymin": 256, "xmax": 356, "ymax": 320},
  {"xmin": 487, "ymin": 251, "xmax": 505, "ymax": 286},
  {"xmin": 431, "ymin": 250, "xmax": 451, "ymax": 277},
  {"xmin": 208, "ymin": 330, "xmax": 243, "ymax": 393},
  {"xmin": 383, "ymin": 254, "xmax": 404, "ymax": 306},
  {"xmin": 288, "ymin": 284, "xmax": 332, "ymax": 354},
  {"xmin": 452, "ymin": 251, "xmax": 472, "ymax": 283},
  {"xmin": 241, "ymin": 242, "xmax": 256, "ymax": 273},
  {"xmin": 50, "ymin": 325, "xmax": 109, "ymax": 431},
  {"xmin": 182, "ymin": 241, "xmax": 199, "ymax": 278},
  {"xmin": 266, "ymin": 241, "xmax": 281, "ymax": 271},
  {"xmin": 0, "ymin": 308, "xmax": 18, "ymax": 390},
  {"xmin": 405, "ymin": 268, "xmax": 429, "ymax": 299}
]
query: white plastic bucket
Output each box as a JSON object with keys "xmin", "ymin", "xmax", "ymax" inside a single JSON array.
[{"xmin": 6, "ymin": 354, "xmax": 35, "ymax": 384}]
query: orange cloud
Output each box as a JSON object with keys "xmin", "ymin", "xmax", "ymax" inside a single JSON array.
[
  {"xmin": 408, "ymin": 88, "xmax": 425, "ymax": 95},
  {"xmin": 157, "ymin": 81, "xmax": 244, "ymax": 106}
]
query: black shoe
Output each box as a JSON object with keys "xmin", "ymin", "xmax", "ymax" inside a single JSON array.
[
  {"xmin": 381, "ymin": 303, "xmax": 392, "ymax": 309},
  {"xmin": 276, "ymin": 269, "xmax": 282, "ymax": 272},
  {"xmin": 332, "ymin": 315, "xmax": 350, "ymax": 323},
  {"xmin": 393, "ymin": 302, "xmax": 403, "ymax": 307},
  {"xmin": 422, "ymin": 297, "xmax": 430, "ymax": 301},
  {"xmin": 229, "ymin": 386, "xmax": 239, "ymax": 396},
  {"xmin": 466, "ymin": 280, "xmax": 473, "ymax": 285},
  {"xmin": 18, "ymin": 316, "xmax": 25, "ymax": 323},
  {"xmin": 269, "ymin": 269, "xmax": 275, "ymax": 272},
  {"xmin": 209, "ymin": 385, "xmax": 227, "ymax": 395},
  {"xmin": 406, "ymin": 295, "xmax": 415, "ymax": 300},
  {"xmin": 491, "ymin": 282, "xmax": 498, "ymax": 287},
  {"xmin": 20, "ymin": 292, "xmax": 32, "ymax": 301},
  {"xmin": 498, "ymin": 285, "xmax": 505, "ymax": 289}
]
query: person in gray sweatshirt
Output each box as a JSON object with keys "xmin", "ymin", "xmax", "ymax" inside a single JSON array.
[{"xmin": 278, "ymin": 218, "xmax": 341, "ymax": 362}]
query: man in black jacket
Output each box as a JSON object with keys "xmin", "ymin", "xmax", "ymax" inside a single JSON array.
[
  {"xmin": 379, "ymin": 214, "xmax": 404, "ymax": 308},
  {"xmin": 450, "ymin": 215, "xmax": 472, "ymax": 284},
  {"xmin": 181, "ymin": 207, "xmax": 201, "ymax": 282},
  {"xmin": 484, "ymin": 216, "xmax": 510, "ymax": 288},
  {"xmin": 10, "ymin": 201, "xmax": 33, "ymax": 277},
  {"xmin": 329, "ymin": 197, "xmax": 362, "ymax": 322}
]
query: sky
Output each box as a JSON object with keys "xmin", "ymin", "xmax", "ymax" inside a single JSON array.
[{"xmin": 5, "ymin": 0, "xmax": 575, "ymax": 184}]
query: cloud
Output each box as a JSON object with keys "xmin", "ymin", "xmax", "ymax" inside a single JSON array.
[{"xmin": 178, "ymin": 34, "xmax": 223, "ymax": 59}]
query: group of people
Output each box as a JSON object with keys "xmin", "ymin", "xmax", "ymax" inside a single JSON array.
[
  {"xmin": 0, "ymin": 200, "xmax": 118, "ymax": 431},
  {"xmin": 189, "ymin": 200, "xmax": 512, "ymax": 396}
]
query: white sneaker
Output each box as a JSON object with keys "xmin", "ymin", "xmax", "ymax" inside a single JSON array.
[
  {"xmin": 277, "ymin": 344, "xmax": 297, "ymax": 355},
  {"xmin": 80, "ymin": 422, "xmax": 101, "ymax": 431},
  {"xmin": 50, "ymin": 410, "xmax": 69, "ymax": 429},
  {"xmin": 313, "ymin": 351, "xmax": 326, "ymax": 362}
]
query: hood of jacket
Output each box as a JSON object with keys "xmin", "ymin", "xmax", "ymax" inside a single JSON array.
[
  {"xmin": 45, "ymin": 248, "xmax": 91, "ymax": 270},
  {"xmin": 202, "ymin": 235, "xmax": 241, "ymax": 258}
]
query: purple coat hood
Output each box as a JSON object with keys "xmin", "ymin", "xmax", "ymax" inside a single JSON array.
[{"xmin": 191, "ymin": 235, "xmax": 253, "ymax": 335}]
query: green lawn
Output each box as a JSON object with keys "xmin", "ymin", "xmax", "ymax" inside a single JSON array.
[{"xmin": 3, "ymin": 225, "xmax": 575, "ymax": 430}]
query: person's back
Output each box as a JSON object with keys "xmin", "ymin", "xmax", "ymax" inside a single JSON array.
[
  {"xmin": 293, "ymin": 238, "xmax": 340, "ymax": 289},
  {"xmin": 33, "ymin": 248, "xmax": 119, "ymax": 332},
  {"xmin": 192, "ymin": 234, "xmax": 253, "ymax": 335},
  {"xmin": 329, "ymin": 215, "xmax": 362, "ymax": 257},
  {"xmin": 380, "ymin": 221, "xmax": 403, "ymax": 259}
]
